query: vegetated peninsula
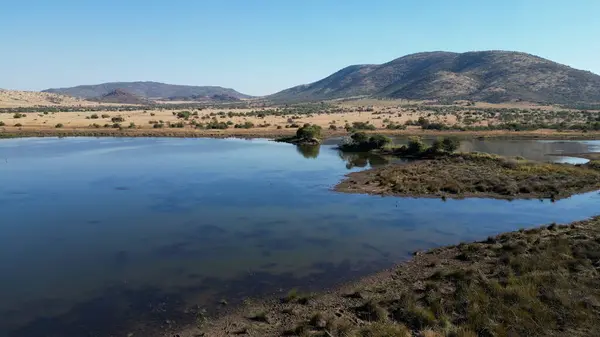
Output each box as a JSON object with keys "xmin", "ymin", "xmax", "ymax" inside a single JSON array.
[
  {"xmin": 190, "ymin": 216, "xmax": 600, "ymax": 337},
  {"xmin": 270, "ymin": 50, "xmax": 600, "ymax": 104},
  {"xmin": 334, "ymin": 135, "xmax": 600, "ymax": 200}
]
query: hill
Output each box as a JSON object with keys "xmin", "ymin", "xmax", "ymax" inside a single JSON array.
[
  {"xmin": 270, "ymin": 51, "xmax": 600, "ymax": 104},
  {"xmin": 43, "ymin": 81, "xmax": 251, "ymax": 100},
  {"xmin": 0, "ymin": 89, "xmax": 97, "ymax": 107},
  {"xmin": 90, "ymin": 89, "xmax": 150, "ymax": 104}
]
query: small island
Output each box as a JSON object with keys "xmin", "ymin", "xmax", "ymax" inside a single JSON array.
[
  {"xmin": 334, "ymin": 133, "xmax": 600, "ymax": 200},
  {"xmin": 275, "ymin": 123, "xmax": 323, "ymax": 145}
]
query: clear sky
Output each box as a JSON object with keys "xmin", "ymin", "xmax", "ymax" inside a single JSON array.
[{"xmin": 1, "ymin": 0, "xmax": 599, "ymax": 96}]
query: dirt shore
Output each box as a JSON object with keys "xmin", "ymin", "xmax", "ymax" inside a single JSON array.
[
  {"xmin": 171, "ymin": 216, "xmax": 600, "ymax": 337},
  {"xmin": 2, "ymin": 126, "xmax": 600, "ymax": 140}
]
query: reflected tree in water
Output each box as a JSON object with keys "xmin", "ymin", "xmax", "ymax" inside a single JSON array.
[
  {"xmin": 338, "ymin": 151, "xmax": 390, "ymax": 169},
  {"xmin": 296, "ymin": 145, "xmax": 321, "ymax": 159}
]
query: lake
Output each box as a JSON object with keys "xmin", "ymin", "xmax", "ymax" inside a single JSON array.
[{"xmin": 1, "ymin": 137, "xmax": 599, "ymax": 337}]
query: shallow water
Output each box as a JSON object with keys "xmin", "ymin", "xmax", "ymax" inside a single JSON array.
[{"xmin": 0, "ymin": 137, "xmax": 599, "ymax": 336}]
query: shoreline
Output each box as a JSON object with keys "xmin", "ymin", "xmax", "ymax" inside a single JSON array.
[
  {"xmin": 2, "ymin": 127, "xmax": 600, "ymax": 140},
  {"xmin": 183, "ymin": 215, "xmax": 600, "ymax": 337}
]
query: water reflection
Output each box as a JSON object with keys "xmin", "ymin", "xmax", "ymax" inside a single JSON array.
[
  {"xmin": 337, "ymin": 151, "xmax": 391, "ymax": 169},
  {"xmin": 296, "ymin": 144, "xmax": 320, "ymax": 159}
]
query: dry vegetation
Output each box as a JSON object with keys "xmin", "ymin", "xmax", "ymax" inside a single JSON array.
[
  {"xmin": 1, "ymin": 97, "xmax": 599, "ymax": 138},
  {"xmin": 335, "ymin": 152, "xmax": 600, "ymax": 200},
  {"xmin": 180, "ymin": 216, "xmax": 600, "ymax": 337}
]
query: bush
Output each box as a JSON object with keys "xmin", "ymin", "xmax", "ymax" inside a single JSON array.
[
  {"xmin": 329, "ymin": 124, "xmax": 338, "ymax": 130},
  {"xmin": 296, "ymin": 124, "xmax": 322, "ymax": 140},
  {"xmin": 386, "ymin": 122, "xmax": 406, "ymax": 130},
  {"xmin": 234, "ymin": 121, "xmax": 254, "ymax": 129},
  {"xmin": 407, "ymin": 136, "xmax": 427, "ymax": 154},
  {"xmin": 369, "ymin": 134, "xmax": 392, "ymax": 149},
  {"xmin": 14, "ymin": 123, "xmax": 22, "ymax": 127},
  {"xmin": 90, "ymin": 114, "xmax": 99, "ymax": 119},
  {"xmin": 13, "ymin": 113, "xmax": 24, "ymax": 119},
  {"xmin": 0, "ymin": 121, "xmax": 4, "ymax": 126},
  {"xmin": 339, "ymin": 132, "xmax": 391, "ymax": 152},
  {"xmin": 111, "ymin": 116, "xmax": 124, "ymax": 123},
  {"xmin": 442, "ymin": 137, "xmax": 460, "ymax": 152},
  {"xmin": 205, "ymin": 120, "xmax": 229, "ymax": 129},
  {"xmin": 128, "ymin": 122, "xmax": 136, "ymax": 129},
  {"xmin": 351, "ymin": 121, "xmax": 376, "ymax": 130},
  {"xmin": 55, "ymin": 123, "xmax": 64, "ymax": 128},
  {"xmin": 101, "ymin": 114, "xmax": 110, "ymax": 118},
  {"xmin": 176, "ymin": 111, "xmax": 191, "ymax": 119},
  {"xmin": 153, "ymin": 123, "xmax": 164, "ymax": 128}
]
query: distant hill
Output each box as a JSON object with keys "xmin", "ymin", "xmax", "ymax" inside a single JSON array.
[
  {"xmin": 0, "ymin": 89, "xmax": 94, "ymax": 108},
  {"xmin": 164, "ymin": 93, "xmax": 242, "ymax": 102},
  {"xmin": 43, "ymin": 81, "xmax": 251, "ymax": 100},
  {"xmin": 90, "ymin": 89, "xmax": 150, "ymax": 104},
  {"xmin": 269, "ymin": 51, "xmax": 600, "ymax": 104}
]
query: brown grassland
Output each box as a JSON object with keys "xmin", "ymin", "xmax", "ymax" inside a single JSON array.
[{"xmin": 1, "ymin": 95, "xmax": 600, "ymax": 139}]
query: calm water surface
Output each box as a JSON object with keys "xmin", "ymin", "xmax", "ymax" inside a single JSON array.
[{"xmin": 0, "ymin": 137, "xmax": 599, "ymax": 336}]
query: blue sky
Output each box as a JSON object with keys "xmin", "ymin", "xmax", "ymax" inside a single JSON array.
[{"xmin": 1, "ymin": 0, "xmax": 599, "ymax": 96}]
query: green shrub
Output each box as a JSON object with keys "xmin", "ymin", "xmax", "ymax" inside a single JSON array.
[
  {"xmin": 128, "ymin": 122, "xmax": 136, "ymax": 129},
  {"xmin": 407, "ymin": 136, "xmax": 427, "ymax": 154},
  {"xmin": 111, "ymin": 116, "xmax": 124, "ymax": 123},
  {"xmin": 352, "ymin": 121, "xmax": 376, "ymax": 130},
  {"xmin": 339, "ymin": 132, "xmax": 391, "ymax": 152},
  {"xmin": 296, "ymin": 124, "xmax": 322, "ymax": 140},
  {"xmin": 386, "ymin": 122, "xmax": 406, "ymax": 130},
  {"xmin": 234, "ymin": 121, "xmax": 254, "ymax": 129},
  {"xmin": 442, "ymin": 137, "xmax": 460, "ymax": 152},
  {"xmin": 13, "ymin": 113, "xmax": 24, "ymax": 119},
  {"xmin": 176, "ymin": 111, "xmax": 191, "ymax": 119},
  {"xmin": 153, "ymin": 123, "xmax": 163, "ymax": 128},
  {"xmin": 90, "ymin": 114, "xmax": 99, "ymax": 119},
  {"xmin": 206, "ymin": 120, "xmax": 229, "ymax": 129}
]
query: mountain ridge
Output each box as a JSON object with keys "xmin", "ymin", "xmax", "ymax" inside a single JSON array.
[
  {"xmin": 269, "ymin": 50, "xmax": 600, "ymax": 104},
  {"xmin": 43, "ymin": 81, "xmax": 251, "ymax": 100}
]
